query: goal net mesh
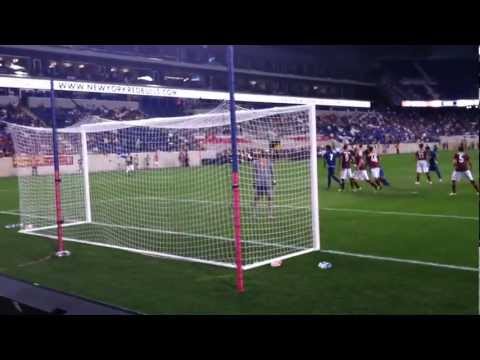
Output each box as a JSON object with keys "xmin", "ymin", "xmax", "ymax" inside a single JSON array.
[{"xmin": 7, "ymin": 104, "xmax": 318, "ymax": 269}]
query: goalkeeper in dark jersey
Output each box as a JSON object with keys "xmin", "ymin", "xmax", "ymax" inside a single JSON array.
[{"xmin": 252, "ymin": 150, "xmax": 276, "ymax": 219}]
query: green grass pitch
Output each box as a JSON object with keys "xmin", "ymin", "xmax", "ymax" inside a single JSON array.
[{"xmin": 0, "ymin": 150, "xmax": 478, "ymax": 314}]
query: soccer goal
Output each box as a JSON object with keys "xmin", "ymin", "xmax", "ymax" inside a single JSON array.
[{"xmin": 7, "ymin": 102, "xmax": 320, "ymax": 270}]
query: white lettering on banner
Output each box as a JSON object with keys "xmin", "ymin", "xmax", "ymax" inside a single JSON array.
[{"xmin": 0, "ymin": 76, "xmax": 371, "ymax": 108}]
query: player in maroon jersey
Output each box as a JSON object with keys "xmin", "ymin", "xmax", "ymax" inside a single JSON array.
[
  {"xmin": 366, "ymin": 146, "xmax": 383, "ymax": 190},
  {"xmin": 339, "ymin": 144, "xmax": 360, "ymax": 192},
  {"xmin": 449, "ymin": 145, "xmax": 479, "ymax": 196},
  {"xmin": 415, "ymin": 143, "xmax": 432, "ymax": 185},
  {"xmin": 353, "ymin": 144, "xmax": 378, "ymax": 190}
]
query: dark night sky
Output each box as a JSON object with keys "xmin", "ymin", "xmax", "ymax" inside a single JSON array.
[{"xmin": 276, "ymin": 45, "xmax": 476, "ymax": 60}]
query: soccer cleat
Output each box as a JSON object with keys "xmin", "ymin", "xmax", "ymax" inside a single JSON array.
[
  {"xmin": 439, "ymin": 179, "xmax": 443, "ymax": 182},
  {"xmin": 428, "ymin": 181, "xmax": 433, "ymax": 185},
  {"xmin": 338, "ymin": 189, "xmax": 344, "ymax": 192},
  {"xmin": 449, "ymin": 192, "xmax": 456, "ymax": 196},
  {"xmin": 415, "ymin": 181, "xmax": 420, "ymax": 185}
]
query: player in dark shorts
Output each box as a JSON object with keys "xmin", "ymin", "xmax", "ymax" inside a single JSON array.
[
  {"xmin": 323, "ymin": 145, "xmax": 341, "ymax": 190},
  {"xmin": 449, "ymin": 145, "xmax": 479, "ymax": 196},
  {"xmin": 426, "ymin": 145, "xmax": 442, "ymax": 182},
  {"xmin": 252, "ymin": 150, "xmax": 276, "ymax": 218},
  {"xmin": 31, "ymin": 155, "xmax": 38, "ymax": 176},
  {"xmin": 179, "ymin": 146, "xmax": 189, "ymax": 167},
  {"xmin": 379, "ymin": 167, "xmax": 391, "ymax": 186}
]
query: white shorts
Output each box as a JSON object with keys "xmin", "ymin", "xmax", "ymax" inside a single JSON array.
[
  {"xmin": 341, "ymin": 168, "xmax": 353, "ymax": 180},
  {"xmin": 416, "ymin": 160, "xmax": 429, "ymax": 173},
  {"xmin": 127, "ymin": 164, "xmax": 135, "ymax": 172},
  {"xmin": 370, "ymin": 167, "xmax": 380, "ymax": 179},
  {"xmin": 451, "ymin": 170, "xmax": 474, "ymax": 182},
  {"xmin": 355, "ymin": 170, "xmax": 369, "ymax": 181}
]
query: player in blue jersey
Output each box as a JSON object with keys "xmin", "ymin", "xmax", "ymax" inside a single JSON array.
[
  {"xmin": 323, "ymin": 145, "xmax": 341, "ymax": 189},
  {"xmin": 426, "ymin": 145, "xmax": 442, "ymax": 182},
  {"xmin": 379, "ymin": 167, "xmax": 391, "ymax": 186}
]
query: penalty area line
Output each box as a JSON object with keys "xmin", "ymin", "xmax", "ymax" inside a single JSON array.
[
  {"xmin": 321, "ymin": 249, "xmax": 478, "ymax": 272},
  {"xmin": 321, "ymin": 207, "xmax": 478, "ymax": 221}
]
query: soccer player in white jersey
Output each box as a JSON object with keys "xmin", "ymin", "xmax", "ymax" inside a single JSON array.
[
  {"xmin": 144, "ymin": 153, "xmax": 151, "ymax": 169},
  {"xmin": 366, "ymin": 146, "xmax": 383, "ymax": 190},
  {"xmin": 415, "ymin": 143, "xmax": 432, "ymax": 185},
  {"xmin": 339, "ymin": 144, "xmax": 360, "ymax": 192},
  {"xmin": 125, "ymin": 154, "xmax": 134, "ymax": 175}
]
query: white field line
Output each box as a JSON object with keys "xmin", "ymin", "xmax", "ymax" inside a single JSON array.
[
  {"xmin": 0, "ymin": 209, "xmax": 82, "ymax": 224},
  {"xmin": 91, "ymin": 221, "xmax": 306, "ymax": 251},
  {"xmin": 0, "ymin": 209, "xmax": 21, "ymax": 216},
  {"xmin": 321, "ymin": 249, "xmax": 478, "ymax": 272},
  {"xmin": 13, "ymin": 213, "xmax": 476, "ymax": 272},
  {"xmin": 92, "ymin": 196, "xmax": 478, "ymax": 221},
  {"xmin": 3, "ymin": 197, "xmax": 477, "ymax": 221},
  {"xmin": 321, "ymin": 207, "xmax": 478, "ymax": 221}
]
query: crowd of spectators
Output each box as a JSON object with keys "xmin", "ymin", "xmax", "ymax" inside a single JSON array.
[
  {"xmin": 0, "ymin": 105, "xmax": 42, "ymax": 157},
  {"xmin": 0, "ymin": 101, "xmax": 478, "ymax": 158},
  {"xmin": 31, "ymin": 103, "xmax": 147, "ymax": 128},
  {"xmin": 317, "ymin": 107, "xmax": 479, "ymax": 144}
]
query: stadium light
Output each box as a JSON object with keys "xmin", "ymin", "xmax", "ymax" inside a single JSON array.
[
  {"xmin": 164, "ymin": 76, "xmax": 184, "ymax": 81},
  {"xmin": 14, "ymin": 71, "xmax": 29, "ymax": 77},
  {"xmin": 78, "ymin": 64, "xmax": 85, "ymax": 69},
  {"xmin": 49, "ymin": 61, "xmax": 57, "ymax": 68},
  {"xmin": 137, "ymin": 75, "xmax": 153, "ymax": 82},
  {"xmin": 12, "ymin": 58, "xmax": 19, "ymax": 63},
  {"xmin": 9, "ymin": 64, "xmax": 25, "ymax": 71},
  {"xmin": 63, "ymin": 62, "xmax": 72, "ymax": 67}
]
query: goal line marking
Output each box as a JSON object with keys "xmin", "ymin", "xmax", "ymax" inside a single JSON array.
[
  {"xmin": 90, "ymin": 221, "xmax": 307, "ymax": 251},
  {"xmin": 321, "ymin": 249, "xmax": 478, "ymax": 272},
  {"xmin": 2, "ymin": 201, "xmax": 477, "ymax": 221},
  {"xmin": 94, "ymin": 196, "xmax": 478, "ymax": 221},
  {"xmin": 321, "ymin": 207, "xmax": 478, "ymax": 221}
]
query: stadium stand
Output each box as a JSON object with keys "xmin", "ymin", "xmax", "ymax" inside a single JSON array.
[
  {"xmin": 0, "ymin": 273, "xmax": 139, "ymax": 315},
  {"xmin": 1, "ymin": 101, "xmax": 478, "ymax": 157}
]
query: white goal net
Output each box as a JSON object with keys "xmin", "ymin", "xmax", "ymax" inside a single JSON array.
[{"xmin": 6, "ymin": 104, "xmax": 319, "ymax": 270}]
